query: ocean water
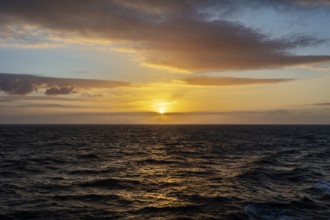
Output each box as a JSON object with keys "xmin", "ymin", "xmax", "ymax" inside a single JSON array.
[{"xmin": 0, "ymin": 125, "xmax": 330, "ymax": 220}]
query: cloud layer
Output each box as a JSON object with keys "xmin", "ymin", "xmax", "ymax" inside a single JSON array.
[
  {"xmin": 0, "ymin": 0, "xmax": 329, "ymax": 72},
  {"xmin": 0, "ymin": 73, "xmax": 129, "ymax": 95},
  {"xmin": 311, "ymin": 102, "xmax": 330, "ymax": 106},
  {"xmin": 182, "ymin": 76, "xmax": 294, "ymax": 86}
]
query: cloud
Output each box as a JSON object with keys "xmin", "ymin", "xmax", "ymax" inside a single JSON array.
[
  {"xmin": 266, "ymin": 109, "xmax": 290, "ymax": 115},
  {"xmin": 45, "ymin": 86, "xmax": 75, "ymax": 95},
  {"xmin": 289, "ymin": 0, "xmax": 330, "ymax": 6},
  {"xmin": 310, "ymin": 102, "xmax": 330, "ymax": 106},
  {"xmin": 181, "ymin": 76, "xmax": 294, "ymax": 86},
  {"xmin": 0, "ymin": 73, "xmax": 130, "ymax": 95},
  {"xmin": 0, "ymin": 23, "xmax": 61, "ymax": 48},
  {"xmin": 298, "ymin": 63, "xmax": 330, "ymax": 71},
  {"xmin": 81, "ymin": 92, "xmax": 103, "ymax": 98},
  {"xmin": 0, "ymin": 1, "xmax": 329, "ymax": 72},
  {"xmin": 0, "ymin": 103, "xmax": 87, "ymax": 109},
  {"xmin": 0, "ymin": 95, "xmax": 83, "ymax": 102},
  {"xmin": 161, "ymin": 109, "xmax": 292, "ymax": 117},
  {"xmin": 0, "ymin": 108, "xmax": 329, "ymax": 124},
  {"xmin": 163, "ymin": 111, "xmax": 259, "ymax": 116}
]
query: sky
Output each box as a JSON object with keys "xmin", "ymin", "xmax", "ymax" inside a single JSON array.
[{"xmin": 0, "ymin": 0, "xmax": 330, "ymax": 124}]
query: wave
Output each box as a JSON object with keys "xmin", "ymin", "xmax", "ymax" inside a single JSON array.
[
  {"xmin": 53, "ymin": 193, "xmax": 132, "ymax": 204},
  {"xmin": 66, "ymin": 168, "xmax": 113, "ymax": 175},
  {"xmin": 244, "ymin": 203, "xmax": 302, "ymax": 220},
  {"xmin": 76, "ymin": 153, "xmax": 101, "ymax": 160},
  {"xmin": 78, "ymin": 178, "xmax": 142, "ymax": 189},
  {"xmin": 136, "ymin": 205, "xmax": 200, "ymax": 214},
  {"xmin": 183, "ymin": 194, "xmax": 234, "ymax": 204},
  {"xmin": 237, "ymin": 167, "xmax": 323, "ymax": 184},
  {"xmin": 315, "ymin": 181, "xmax": 330, "ymax": 193},
  {"xmin": 1, "ymin": 125, "xmax": 330, "ymax": 219},
  {"xmin": 137, "ymin": 158, "xmax": 177, "ymax": 165}
]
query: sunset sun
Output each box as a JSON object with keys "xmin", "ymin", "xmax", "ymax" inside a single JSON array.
[{"xmin": 152, "ymin": 100, "xmax": 173, "ymax": 115}]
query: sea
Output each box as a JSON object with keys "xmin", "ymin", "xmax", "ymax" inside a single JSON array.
[{"xmin": 0, "ymin": 125, "xmax": 330, "ymax": 220}]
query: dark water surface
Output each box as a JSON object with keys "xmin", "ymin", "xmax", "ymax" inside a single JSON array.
[{"xmin": 1, "ymin": 125, "xmax": 330, "ymax": 219}]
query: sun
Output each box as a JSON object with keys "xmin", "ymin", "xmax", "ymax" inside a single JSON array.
[{"xmin": 152, "ymin": 100, "xmax": 174, "ymax": 115}]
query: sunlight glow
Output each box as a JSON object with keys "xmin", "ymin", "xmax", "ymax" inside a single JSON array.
[
  {"xmin": 142, "ymin": 62, "xmax": 191, "ymax": 74},
  {"xmin": 152, "ymin": 100, "xmax": 174, "ymax": 115}
]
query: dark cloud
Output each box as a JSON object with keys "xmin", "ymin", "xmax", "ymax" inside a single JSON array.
[
  {"xmin": 0, "ymin": 103, "xmax": 86, "ymax": 109},
  {"xmin": 0, "ymin": 73, "xmax": 130, "ymax": 95},
  {"xmin": 0, "ymin": 73, "xmax": 35, "ymax": 95},
  {"xmin": 0, "ymin": 1, "xmax": 329, "ymax": 72},
  {"xmin": 181, "ymin": 76, "xmax": 294, "ymax": 86},
  {"xmin": 163, "ymin": 111, "xmax": 259, "ymax": 116},
  {"xmin": 310, "ymin": 102, "xmax": 330, "ymax": 106},
  {"xmin": 0, "ymin": 95, "xmax": 84, "ymax": 102},
  {"xmin": 45, "ymin": 86, "xmax": 75, "ymax": 95}
]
